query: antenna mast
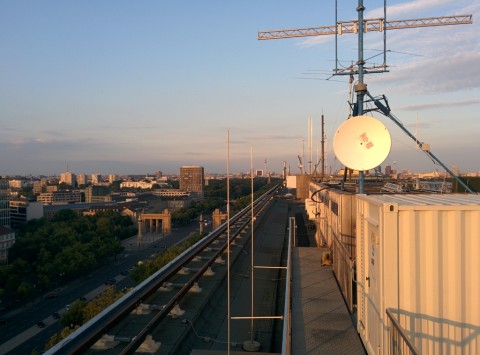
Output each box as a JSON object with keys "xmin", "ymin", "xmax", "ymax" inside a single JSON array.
[{"xmin": 258, "ymin": 1, "xmax": 475, "ymax": 194}]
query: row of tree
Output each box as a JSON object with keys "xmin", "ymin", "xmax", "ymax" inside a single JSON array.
[
  {"xmin": 171, "ymin": 178, "xmax": 279, "ymax": 225},
  {"xmin": 0, "ymin": 210, "xmax": 136, "ymax": 305}
]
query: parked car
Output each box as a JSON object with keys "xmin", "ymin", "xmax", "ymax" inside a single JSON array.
[
  {"xmin": 52, "ymin": 312, "xmax": 60, "ymax": 320},
  {"xmin": 45, "ymin": 292, "xmax": 58, "ymax": 299},
  {"xmin": 105, "ymin": 278, "xmax": 117, "ymax": 286},
  {"xmin": 37, "ymin": 321, "xmax": 46, "ymax": 328}
]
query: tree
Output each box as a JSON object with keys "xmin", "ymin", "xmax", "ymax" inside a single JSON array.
[{"xmin": 60, "ymin": 301, "xmax": 85, "ymax": 328}]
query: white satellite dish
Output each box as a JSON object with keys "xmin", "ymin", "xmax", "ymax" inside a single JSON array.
[{"xmin": 333, "ymin": 115, "xmax": 391, "ymax": 171}]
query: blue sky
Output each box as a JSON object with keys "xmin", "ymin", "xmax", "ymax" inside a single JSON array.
[{"xmin": 1, "ymin": 0, "xmax": 479, "ymax": 176}]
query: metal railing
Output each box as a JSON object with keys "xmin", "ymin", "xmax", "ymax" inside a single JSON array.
[
  {"xmin": 386, "ymin": 308, "xmax": 420, "ymax": 355},
  {"xmin": 332, "ymin": 232, "xmax": 355, "ymax": 312},
  {"xmin": 281, "ymin": 216, "xmax": 295, "ymax": 355}
]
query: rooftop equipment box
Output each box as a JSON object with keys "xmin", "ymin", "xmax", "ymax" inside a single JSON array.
[{"xmin": 356, "ymin": 194, "xmax": 480, "ymax": 354}]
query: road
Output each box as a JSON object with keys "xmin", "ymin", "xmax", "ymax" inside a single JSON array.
[{"xmin": 0, "ymin": 221, "xmax": 200, "ymax": 355}]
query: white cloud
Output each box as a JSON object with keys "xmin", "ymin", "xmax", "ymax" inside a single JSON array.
[
  {"xmin": 396, "ymin": 98, "xmax": 480, "ymax": 111},
  {"xmin": 367, "ymin": 0, "xmax": 462, "ymax": 19},
  {"xmin": 373, "ymin": 50, "xmax": 480, "ymax": 94}
]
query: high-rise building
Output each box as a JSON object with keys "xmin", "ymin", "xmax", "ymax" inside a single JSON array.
[
  {"xmin": 60, "ymin": 172, "xmax": 76, "ymax": 187},
  {"xmin": 179, "ymin": 166, "xmax": 204, "ymax": 199},
  {"xmin": 108, "ymin": 174, "xmax": 119, "ymax": 184},
  {"xmin": 77, "ymin": 174, "xmax": 86, "ymax": 186},
  {"xmin": 91, "ymin": 173, "xmax": 102, "ymax": 185}
]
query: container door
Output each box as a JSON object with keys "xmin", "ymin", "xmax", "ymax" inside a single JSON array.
[
  {"xmin": 357, "ymin": 207, "xmax": 368, "ymax": 338},
  {"xmin": 366, "ymin": 219, "xmax": 381, "ymax": 352},
  {"xmin": 357, "ymin": 201, "xmax": 382, "ymax": 354}
]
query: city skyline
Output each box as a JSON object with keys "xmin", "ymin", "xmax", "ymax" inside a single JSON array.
[{"xmin": 1, "ymin": 0, "xmax": 479, "ymax": 176}]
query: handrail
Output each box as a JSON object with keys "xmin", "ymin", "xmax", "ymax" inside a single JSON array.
[
  {"xmin": 281, "ymin": 217, "xmax": 295, "ymax": 355},
  {"xmin": 386, "ymin": 308, "xmax": 420, "ymax": 355}
]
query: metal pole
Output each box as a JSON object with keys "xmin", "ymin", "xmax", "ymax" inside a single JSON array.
[
  {"xmin": 366, "ymin": 91, "xmax": 476, "ymax": 194},
  {"xmin": 250, "ymin": 145, "xmax": 255, "ymax": 342},
  {"xmin": 226, "ymin": 130, "xmax": 231, "ymax": 355},
  {"xmin": 357, "ymin": 0, "xmax": 366, "ymax": 193}
]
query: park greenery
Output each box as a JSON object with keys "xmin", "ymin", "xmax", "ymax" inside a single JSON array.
[{"xmin": 0, "ymin": 210, "xmax": 136, "ymax": 305}]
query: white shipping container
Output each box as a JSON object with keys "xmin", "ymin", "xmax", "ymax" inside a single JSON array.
[{"xmin": 356, "ymin": 194, "xmax": 480, "ymax": 355}]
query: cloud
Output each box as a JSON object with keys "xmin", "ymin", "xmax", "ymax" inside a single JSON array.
[
  {"xmin": 366, "ymin": 0, "xmax": 461, "ymax": 18},
  {"xmin": 298, "ymin": 35, "xmax": 333, "ymax": 48},
  {"xmin": 250, "ymin": 134, "xmax": 303, "ymax": 141},
  {"xmin": 372, "ymin": 50, "xmax": 480, "ymax": 94},
  {"xmin": 396, "ymin": 98, "xmax": 480, "ymax": 111}
]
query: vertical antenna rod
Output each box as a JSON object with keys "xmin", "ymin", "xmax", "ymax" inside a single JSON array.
[
  {"xmin": 356, "ymin": 0, "xmax": 366, "ymax": 193},
  {"xmin": 226, "ymin": 130, "xmax": 231, "ymax": 355},
  {"xmin": 321, "ymin": 113, "xmax": 325, "ymax": 179},
  {"xmin": 250, "ymin": 146, "xmax": 255, "ymax": 342}
]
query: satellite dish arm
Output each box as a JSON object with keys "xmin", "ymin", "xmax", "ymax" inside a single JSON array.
[{"xmin": 366, "ymin": 91, "xmax": 476, "ymax": 194}]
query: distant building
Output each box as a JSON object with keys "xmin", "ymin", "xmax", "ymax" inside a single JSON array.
[
  {"xmin": 9, "ymin": 198, "xmax": 44, "ymax": 229},
  {"xmin": 8, "ymin": 179, "xmax": 24, "ymax": 190},
  {"xmin": 37, "ymin": 191, "xmax": 82, "ymax": 205},
  {"xmin": 82, "ymin": 205, "xmax": 121, "ymax": 216},
  {"xmin": 0, "ymin": 225, "xmax": 15, "ymax": 265},
  {"xmin": 120, "ymin": 181, "xmax": 155, "ymax": 189},
  {"xmin": 46, "ymin": 185, "xmax": 58, "ymax": 193},
  {"xmin": 385, "ymin": 165, "xmax": 392, "ymax": 176},
  {"xmin": 108, "ymin": 174, "xmax": 119, "ymax": 184},
  {"xmin": 33, "ymin": 179, "xmax": 47, "ymax": 194},
  {"xmin": 0, "ymin": 178, "xmax": 9, "ymax": 227},
  {"xmin": 60, "ymin": 172, "xmax": 76, "ymax": 187},
  {"xmin": 85, "ymin": 185, "xmax": 112, "ymax": 203},
  {"xmin": 152, "ymin": 189, "xmax": 189, "ymax": 198},
  {"xmin": 91, "ymin": 173, "xmax": 102, "ymax": 185},
  {"xmin": 179, "ymin": 166, "xmax": 204, "ymax": 199},
  {"xmin": 77, "ymin": 173, "xmax": 86, "ymax": 186}
]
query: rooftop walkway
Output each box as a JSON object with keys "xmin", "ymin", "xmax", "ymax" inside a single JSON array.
[{"xmin": 291, "ymin": 247, "xmax": 366, "ymax": 354}]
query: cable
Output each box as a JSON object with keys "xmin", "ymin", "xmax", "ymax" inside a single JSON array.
[{"xmin": 184, "ymin": 319, "xmax": 240, "ymax": 346}]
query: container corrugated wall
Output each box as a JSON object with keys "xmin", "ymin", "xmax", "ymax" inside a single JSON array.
[{"xmin": 356, "ymin": 194, "xmax": 480, "ymax": 355}]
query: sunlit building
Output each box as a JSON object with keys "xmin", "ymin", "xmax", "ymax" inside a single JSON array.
[
  {"xmin": 77, "ymin": 173, "xmax": 86, "ymax": 186},
  {"xmin": 108, "ymin": 174, "xmax": 119, "ymax": 183},
  {"xmin": 37, "ymin": 191, "xmax": 82, "ymax": 205},
  {"xmin": 91, "ymin": 173, "xmax": 102, "ymax": 185},
  {"xmin": 179, "ymin": 165, "xmax": 204, "ymax": 199},
  {"xmin": 60, "ymin": 171, "xmax": 76, "ymax": 187}
]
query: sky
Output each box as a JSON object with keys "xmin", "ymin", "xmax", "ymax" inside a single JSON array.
[{"xmin": 1, "ymin": 0, "xmax": 479, "ymax": 176}]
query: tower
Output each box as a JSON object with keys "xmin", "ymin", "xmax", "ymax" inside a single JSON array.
[{"xmin": 179, "ymin": 166, "xmax": 205, "ymax": 199}]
